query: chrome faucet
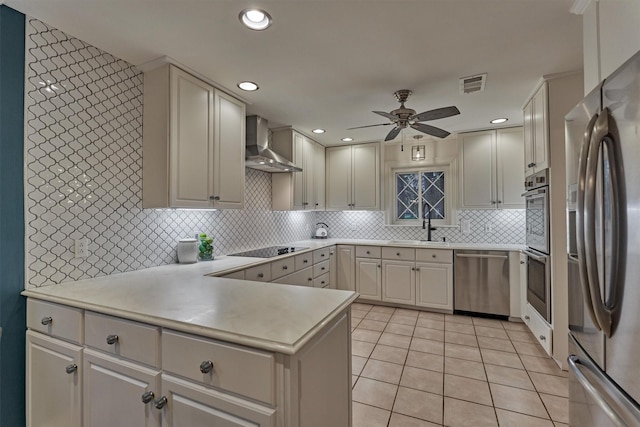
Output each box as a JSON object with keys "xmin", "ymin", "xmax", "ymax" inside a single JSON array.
[{"xmin": 422, "ymin": 203, "xmax": 436, "ymax": 241}]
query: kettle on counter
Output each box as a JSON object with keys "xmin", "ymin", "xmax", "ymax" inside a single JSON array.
[{"xmin": 314, "ymin": 223, "xmax": 329, "ymax": 239}]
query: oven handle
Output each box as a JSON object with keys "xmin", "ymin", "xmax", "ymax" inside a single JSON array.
[
  {"xmin": 576, "ymin": 112, "xmax": 601, "ymax": 333},
  {"xmin": 523, "ymin": 250, "xmax": 547, "ymax": 263},
  {"xmin": 521, "ymin": 188, "xmax": 548, "ymax": 198}
]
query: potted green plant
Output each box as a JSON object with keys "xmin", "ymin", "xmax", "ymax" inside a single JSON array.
[{"xmin": 198, "ymin": 233, "xmax": 214, "ymax": 261}]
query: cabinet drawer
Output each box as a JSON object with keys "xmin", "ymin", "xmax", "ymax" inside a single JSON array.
[
  {"xmin": 274, "ymin": 266, "xmax": 314, "ymax": 287},
  {"xmin": 314, "ymin": 272, "xmax": 330, "ymax": 288},
  {"xmin": 525, "ymin": 304, "xmax": 552, "ymax": 356},
  {"xmin": 295, "ymin": 252, "xmax": 313, "ymax": 270},
  {"xmin": 271, "ymin": 257, "xmax": 295, "ymax": 280},
  {"xmin": 244, "ymin": 264, "xmax": 271, "ymax": 282},
  {"xmin": 162, "ymin": 330, "xmax": 276, "ymax": 405},
  {"xmin": 382, "ymin": 247, "xmax": 415, "ymax": 261},
  {"xmin": 416, "ymin": 249, "xmax": 453, "ymax": 264},
  {"xmin": 313, "ymin": 247, "xmax": 331, "ymax": 264},
  {"xmin": 220, "ymin": 270, "xmax": 245, "ymax": 280},
  {"xmin": 27, "ymin": 299, "xmax": 83, "ymax": 344},
  {"xmin": 355, "ymin": 246, "xmax": 381, "ymax": 258},
  {"xmin": 313, "ymin": 260, "xmax": 330, "ymax": 277},
  {"xmin": 85, "ymin": 312, "xmax": 160, "ymax": 367}
]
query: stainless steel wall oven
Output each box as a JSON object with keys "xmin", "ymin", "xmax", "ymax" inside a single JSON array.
[{"xmin": 523, "ymin": 169, "xmax": 551, "ymax": 323}]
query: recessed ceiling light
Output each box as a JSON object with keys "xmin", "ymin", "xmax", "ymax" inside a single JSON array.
[
  {"xmin": 237, "ymin": 81, "xmax": 259, "ymax": 91},
  {"xmin": 239, "ymin": 8, "xmax": 272, "ymax": 31},
  {"xmin": 341, "ymin": 137, "xmax": 354, "ymax": 142},
  {"xmin": 490, "ymin": 118, "xmax": 508, "ymax": 124},
  {"xmin": 312, "ymin": 129, "xmax": 325, "ymax": 134}
]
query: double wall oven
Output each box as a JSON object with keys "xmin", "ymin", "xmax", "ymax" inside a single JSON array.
[{"xmin": 523, "ymin": 168, "xmax": 551, "ymax": 323}]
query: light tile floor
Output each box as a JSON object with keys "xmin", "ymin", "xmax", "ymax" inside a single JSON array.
[{"xmin": 350, "ymin": 303, "xmax": 569, "ymax": 427}]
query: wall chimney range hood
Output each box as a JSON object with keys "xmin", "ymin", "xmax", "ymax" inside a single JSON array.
[{"xmin": 245, "ymin": 115, "xmax": 302, "ymax": 173}]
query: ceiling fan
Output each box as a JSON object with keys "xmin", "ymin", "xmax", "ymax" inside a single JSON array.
[{"xmin": 348, "ymin": 89, "xmax": 460, "ymax": 141}]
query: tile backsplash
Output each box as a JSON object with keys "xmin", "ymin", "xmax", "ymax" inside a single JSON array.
[
  {"xmin": 24, "ymin": 17, "xmax": 314, "ymax": 288},
  {"xmin": 23, "ymin": 16, "xmax": 524, "ymax": 289}
]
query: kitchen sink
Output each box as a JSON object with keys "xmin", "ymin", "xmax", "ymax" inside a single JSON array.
[{"xmin": 385, "ymin": 240, "xmax": 450, "ymax": 247}]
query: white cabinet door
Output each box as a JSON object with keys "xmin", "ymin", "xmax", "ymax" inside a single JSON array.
[
  {"xmin": 159, "ymin": 375, "xmax": 276, "ymax": 427},
  {"xmin": 326, "ymin": 145, "xmax": 352, "ymax": 210},
  {"xmin": 170, "ymin": 66, "xmax": 214, "ymax": 208},
  {"xmin": 496, "ymin": 127, "xmax": 525, "ymax": 209},
  {"xmin": 523, "ymin": 99, "xmax": 535, "ymax": 176},
  {"xmin": 83, "ymin": 349, "xmax": 161, "ymax": 427},
  {"xmin": 352, "ymin": 143, "xmax": 380, "ymax": 210},
  {"xmin": 314, "ymin": 141, "xmax": 326, "ymax": 210},
  {"xmin": 415, "ymin": 262, "xmax": 453, "ymax": 310},
  {"xmin": 531, "ymin": 84, "xmax": 549, "ymax": 172},
  {"xmin": 381, "ymin": 260, "xmax": 415, "ymax": 305},
  {"xmin": 26, "ymin": 331, "xmax": 82, "ymax": 427},
  {"xmin": 356, "ymin": 258, "xmax": 381, "ymax": 300},
  {"xmin": 336, "ymin": 245, "xmax": 355, "ymax": 291},
  {"xmin": 292, "ymin": 131, "xmax": 306, "ymax": 209},
  {"xmin": 212, "ymin": 91, "xmax": 245, "ymax": 209},
  {"xmin": 459, "ymin": 130, "xmax": 496, "ymax": 209}
]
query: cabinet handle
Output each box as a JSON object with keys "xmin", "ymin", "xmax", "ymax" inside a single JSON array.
[
  {"xmin": 524, "ymin": 315, "xmax": 530, "ymax": 320},
  {"xmin": 257, "ymin": 273, "xmax": 264, "ymax": 278},
  {"xmin": 411, "ymin": 267, "xmax": 416, "ymax": 271},
  {"xmin": 41, "ymin": 316, "xmax": 53, "ymax": 325},
  {"xmin": 303, "ymin": 259, "xmax": 308, "ymax": 263},
  {"xmin": 321, "ymin": 267, "xmax": 325, "ymax": 271},
  {"xmin": 200, "ymin": 360, "xmax": 214, "ymax": 374},
  {"xmin": 141, "ymin": 391, "xmax": 155, "ymax": 404},
  {"xmin": 106, "ymin": 334, "xmax": 119, "ymax": 345},
  {"xmin": 366, "ymin": 251, "xmax": 371, "ymax": 254},
  {"xmin": 498, "ymin": 200, "xmax": 502, "ymax": 204},
  {"xmin": 315, "ymin": 203, "xmax": 319, "ymax": 206},
  {"xmin": 65, "ymin": 364, "xmax": 77, "ymax": 374},
  {"xmin": 321, "ymin": 281, "xmax": 325, "ymax": 285},
  {"xmin": 209, "ymin": 195, "xmax": 220, "ymax": 201},
  {"xmin": 154, "ymin": 396, "xmax": 168, "ymax": 410},
  {"xmin": 321, "ymin": 253, "xmax": 325, "ymax": 257},
  {"xmin": 377, "ymin": 265, "xmax": 381, "ymax": 268},
  {"xmin": 282, "ymin": 265, "xmax": 288, "ymax": 270},
  {"xmin": 520, "ymin": 260, "xmax": 525, "ymax": 264},
  {"xmin": 396, "ymin": 252, "xmax": 401, "ymax": 256},
  {"xmin": 432, "ymin": 254, "xmax": 437, "ymax": 258},
  {"xmin": 539, "ymin": 335, "xmax": 546, "ymax": 341}
]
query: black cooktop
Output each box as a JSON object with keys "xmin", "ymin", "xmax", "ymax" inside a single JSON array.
[{"xmin": 228, "ymin": 246, "xmax": 309, "ymax": 258}]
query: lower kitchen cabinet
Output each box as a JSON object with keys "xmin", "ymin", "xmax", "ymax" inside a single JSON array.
[
  {"xmin": 83, "ymin": 349, "xmax": 161, "ymax": 427},
  {"xmin": 381, "ymin": 260, "xmax": 416, "ymax": 305},
  {"xmin": 336, "ymin": 245, "xmax": 356, "ymax": 291},
  {"xmin": 355, "ymin": 258, "xmax": 381, "ymax": 300},
  {"xmin": 26, "ymin": 330, "xmax": 82, "ymax": 427},
  {"xmin": 158, "ymin": 375, "xmax": 276, "ymax": 427},
  {"xmin": 415, "ymin": 262, "xmax": 453, "ymax": 310}
]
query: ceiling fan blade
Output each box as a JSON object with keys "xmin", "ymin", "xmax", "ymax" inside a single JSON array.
[
  {"xmin": 385, "ymin": 127, "xmax": 402, "ymax": 141},
  {"xmin": 410, "ymin": 123, "xmax": 451, "ymax": 139},
  {"xmin": 410, "ymin": 106, "xmax": 460, "ymax": 122},
  {"xmin": 373, "ymin": 110, "xmax": 398, "ymax": 120},
  {"xmin": 346, "ymin": 123, "xmax": 394, "ymax": 130}
]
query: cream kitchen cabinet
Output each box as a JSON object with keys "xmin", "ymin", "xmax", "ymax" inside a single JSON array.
[
  {"xmin": 336, "ymin": 245, "xmax": 356, "ymax": 291},
  {"xmin": 415, "ymin": 249, "xmax": 454, "ymax": 310},
  {"xmin": 326, "ymin": 143, "xmax": 380, "ymax": 210},
  {"xmin": 458, "ymin": 127, "xmax": 524, "ymax": 209},
  {"xmin": 523, "ymin": 85, "xmax": 548, "ymax": 176},
  {"xmin": 271, "ymin": 129, "xmax": 325, "ymax": 211},
  {"xmin": 26, "ymin": 330, "xmax": 82, "ymax": 427},
  {"xmin": 142, "ymin": 64, "xmax": 245, "ymax": 209},
  {"xmin": 356, "ymin": 258, "xmax": 382, "ymax": 300},
  {"xmin": 381, "ymin": 260, "xmax": 416, "ymax": 305}
]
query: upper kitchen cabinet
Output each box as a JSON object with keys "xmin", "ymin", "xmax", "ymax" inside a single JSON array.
[
  {"xmin": 142, "ymin": 64, "xmax": 246, "ymax": 209},
  {"xmin": 326, "ymin": 143, "xmax": 380, "ymax": 211},
  {"xmin": 582, "ymin": 0, "xmax": 640, "ymax": 94},
  {"xmin": 523, "ymin": 83, "xmax": 548, "ymax": 176},
  {"xmin": 271, "ymin": 129, "xmax": 325, "ymax": 211},
  {"xmin": 458, "ymin": 127, "xmax": 524, "ymax": 209}
]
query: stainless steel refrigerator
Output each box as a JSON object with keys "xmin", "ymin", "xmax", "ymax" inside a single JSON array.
[{"xmin": 566, "ymin": 50, "xmax": 640, "ymax": 426}]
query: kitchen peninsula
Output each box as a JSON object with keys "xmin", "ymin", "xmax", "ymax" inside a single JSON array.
[{"xmin": 23, "ymin": 258, "xmax": 357, "ymax": 427}]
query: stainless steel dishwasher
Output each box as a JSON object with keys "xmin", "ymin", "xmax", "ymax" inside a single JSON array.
[{"xmin": 454, "ymin": 250, "xmax": 510, "ymax": 317}]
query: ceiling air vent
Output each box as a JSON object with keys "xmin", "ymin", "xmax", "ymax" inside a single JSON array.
[{"xmin": 459, "ymin": 73, "xmax": 487, "ymax": 94}]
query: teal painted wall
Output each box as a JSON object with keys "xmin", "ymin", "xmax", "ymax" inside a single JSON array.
[{"xmin": 0, "ymin": 5, "xmax": 26, "ymax": 427}]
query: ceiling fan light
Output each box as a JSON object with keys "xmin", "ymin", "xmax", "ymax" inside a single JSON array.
[
  {"xmin": 237, "ymin": 81, "xmax": 259, "ymax": 91},
  {"xmin": 239, "ymin": 9, "xmax": 272, "ymax": 30},
  {"xmin": 490, "ymin": 117, "xmax": 508, "ymax": 124}
]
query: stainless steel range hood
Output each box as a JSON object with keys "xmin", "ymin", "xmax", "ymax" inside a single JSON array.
[{"xmin": 245, "ymin": 115, "xmax": 302, "ymax": 173}]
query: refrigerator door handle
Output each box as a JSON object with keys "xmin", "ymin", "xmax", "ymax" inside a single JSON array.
[
  {"xmin": 568, "ymin": 353, "xmax": 640, "ymax": 426},
  {"xmin": 576, "ymin": 112, "xmax": 602, "ymax": 332}
]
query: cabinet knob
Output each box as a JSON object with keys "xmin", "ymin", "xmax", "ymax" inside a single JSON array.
[
  {"xmin": 303, "ymin": 259, "xmax": 308, "ymax": 263},
  {"xmin": 498, "ymin": 200, "xmax": 502, "ymax": 204},
  {"xmin": 321, "ymin": 281, "xmax": 325, "ymax": 285},
  {"xmin": 377, "ymin": 264, "xmax": 381, "ymax": 268},
  {"xmin": 41, "ymin": 316, "xmax": 53, "ymax": 326},
  {"xmin": 432, "ymin": 254, "xmax": 437, "ymax": 258},
  {"xmin": 65, "ymin": 364, "xmax": 77, "ymax": 374},
  {"xmin": 366, "ymin": 251, "xmax": 370, "ymax": 254},
  {"xmin": 524, "ymin": 315, "xmax": 530, "ymax": 320},
  {"xmin": 411, "ymin": 267, "xmax": 416, "ymax": 271},
  {"xmin": 154, "ymin": 396, "xmax": 168, "ymax": 410},
  {"xmin": 520, "ymin": 261, "xmax": 525, "ymax": 264},
  {"xmin": 209, "ymin": 195, "xmax": 220, "ymax": 201},
  {"xmin": 321, "ymin": 253, "xmax": 325, "ymax": 257},
  {"xmin": 282, "ymin": 265, "xmax": 288, "ymax": 270},
  {"xmin": 539, "ymin": 335, "xmax": 546, "ymax": 341},
  {"xmin": 321, "ymin": 267, "xmax": 325, "ymax": 271},
  {"xmin": 106, "ymin": 334, "xmax": 119, "ymax": 345},
  {"xmin": 315, "ymin": 203, "xmax": 319, "ymax": 206},
  {"xmin": 141, "ymin": 391, "xmax": 155, "ymax": 404},
  {"xmin": 396, "ymin": 252, "xmax": 401, "ymax": 256},
  {"xmin": 257, "ymin": 273, "xmax": 264, "ymax": 278},
  {"xmin": 200, "ymin": 360, "xmax": 214, "ymax": 374}
]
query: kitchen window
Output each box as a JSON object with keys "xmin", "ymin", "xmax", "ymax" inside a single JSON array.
[{"xmin": 393, "ymin": 167, "xmax": 450, "ymax": 225}]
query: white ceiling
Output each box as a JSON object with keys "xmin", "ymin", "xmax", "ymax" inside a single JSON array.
[{"xmin": 6, "ymin": 0, "xmax": 583, "ymax": 146}]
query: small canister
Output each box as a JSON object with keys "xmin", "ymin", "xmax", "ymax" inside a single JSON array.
[{"xmin": 177, "ymin": 238, "xmax": 198, "ymax": 263}]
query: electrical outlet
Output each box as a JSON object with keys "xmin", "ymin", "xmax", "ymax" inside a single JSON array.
[
  {"xmin": 484, "ymin": 223, "xmax": 493, "ymax": 233},
  {"xmin": 74, "ymin": 238, "xmax": 89, "ymax": 258},
  {"xmin": 350, "ymin": 222, "xmax": 357, "ymax": 231},
  {"xmin": 461, "ymin": 219, "xmax": 471, "ymax": 234}
]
